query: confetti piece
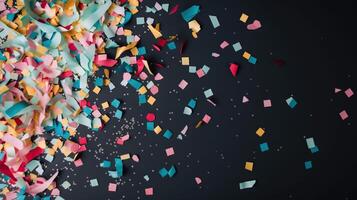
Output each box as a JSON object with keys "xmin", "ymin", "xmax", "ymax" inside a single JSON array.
[
  {"xmin": 247, "ymin": 20, "xmax": 262, "ymax": 30},
  {"xmin": 145, "ymin": 187, "xmax": 154, "ymax": 196},
  {"xmin": 195, "ymin": 177, "xmax": 202, "ymax": 184},
  {"xmin": 146, "ymin": 113, "xmax": 156, "ymax": 121},
  {"xmin": 260, "ymin": 142, "xmax": 269, "ymax": 152},
  {"xmin": 182, "ymin": 57, "xmax": 190, "ymax": 65},
  {"xmin": 304, "ymin": 161, "xmax": 313, "ymax": 170},
  {"xmin": 240, "ymin": 13, "xmax": 249, "ymax": 23},
  {"xmin": 220, "ymin": 41, "xmax": 230, "ymax": 49},
  {"xmin": 165, "ymin": 147, "xmax": 175, "ymax": 157},
  {"xmin": 345, "ymin": 88, "xmax": 354, "ymax": 98},
  {"xmin": 232, "ymin": 42, "xmax": 242, "ymax": 52},
  {"xmin": 335, "ymin": 88, "xmax": 342, "ymax": 93},
  {"xmin": 229, "ymin": 63, "xmax": 239, "ymax": 77},
  {"xmin": 245, "ymin": 162, "xmax": 254, "ymax": 171},
  {"xmin": 239, "ymin": 180, "xmax": 256, "ymax": 189},
  {"xmin": 263, "ymin": 99, "xmax": 272, "ymax": 108},
  {"xmin": 108, "ymin": 183, "xmax": 117, "ymax": 192},
  {"xmin": 339, "ymin": 110, "xmax": 349, "ymax": 120},
  {"xmin": 286, "ymin": 97, "xmax": 298, "ymax": 108},
  {"xmin": 90, "ymin": 179, "xmax": 99, "ymax": 187},
  {"xmin": 209, "ymin": 15, "xmax": 220, "ymax": 28},
  {"xmin": 256, "ymin": 128, "xmax": 265, "ymax": 137},
  {"xmin": 178, "ymin": 79, "xmax": 189, "ymax": 90},
  {"xmin": 242, "ymin": 96, "xmax": 250, "ymax": 103},
  {"xmin": 181, "ymin": 5, "xmax": 200, "ymax": 22}
]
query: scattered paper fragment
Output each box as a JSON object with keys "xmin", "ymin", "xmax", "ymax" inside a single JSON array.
[
  {"xmin": 239, "ymin": 180, "xmax": 256, "ymax": 190},
  {"xmin": 247, "ymin": 20, "xmax": 262, "ymax": 30},
  {"xmin": 209, "ymin": 15, "xmax": 220, "ymax": 28}
]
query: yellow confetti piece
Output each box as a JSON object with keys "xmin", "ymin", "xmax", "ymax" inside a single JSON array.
[
  {"xmin": 240, "ymin": 13, "xmax": 249, "ymax": 23},
  {"xmin": 120, "ymin": 153, "xmax": 131, "ymax": 160},
  {"xmin": 148, "ymin": 24, "xmax": 162, "ymax": 39},
  {"xmin": 101, "ymin": 101, "xmax": 109, "ymax": 110},
  {"xmin": 0, "ymin": 85, "xmax": 9, "ymax": 95},
  {"xmin": 243, "ymin": 51, "xmax": 251, "ymax": 60},
  {"xmin": 154, "ymin": 126, "xmax": 162, "ymax": 134},
  {"xmin": 138, "ymin": 86, "xmax": 147, "ymax": 94},
  {"xmin": 245, "ymin": 162, "xmax": 254, "ymax": 171},
  {"xmin": 182, "ymin": 57, "xmax": 190, "ymax": 65},
  {"xmin": 256, "ymin": 128, "xmax": 265, "ymax": 137},
  {"xmin": 102, "ymin": 114, "xmax": 110, "ymax": 123},
  {"xmin": 147, "ymin": 96, "xmax": 156, "ymax": 105},
  {"xmin": 92, "ymin": 86, "xmax": 101, "ymax": 94}
]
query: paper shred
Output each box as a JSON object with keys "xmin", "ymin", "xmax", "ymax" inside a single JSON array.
[
  {"xmin": 229, "ymin": 63, "xmax": 239, "ymax": 77},
  {"xmin": 165, "ymin": 147, "xmax": 175, "ymax": 157},
  {"xmin": 345, "ymin": 88, "xmax": 354, "ymax": 98},
  {"xmin": 260, "ymin": 142, "xmax": 269, "ymax": 152},
  {"xmin": 209, "ymin": 15, "xmax": 220, "ymax": 28},
  {"xmin": 182, "ymin": 57, "xmax": 190, "ymax": 65},
  {"xmin": 239, "ymin": 180, "xmax": 256, "ymax": 190},
  {"xmin": 181, "ymin": 5, "xmax": 200, "ymax": 22},
  {"xmin": 304, "ymin": 161, "xmax": 313, "ymax": 170},
  {"xmin": 108, "ymin": 183, "xmax": 117, "ymax": 192},
  {"xmin": 148, "ymin": 25, "xmax": 162, "ymax": 39},
  {"xmin": 240, "ymin": 13, "xmax": 249, "ymax": 23},
  {"xmin": 195, "ymin": 177, "xmax": 202, "ymax": 184},
  {"xmin": 256, "ymin": 128, "xmax": 265, "ymax": 137},
  {"xmin": 90, "ymin": 179, "xmax": 99, "ymax": 187},
  {"xmin": 286, "ymin": 97, "xmax": 298, "ymax": 108},
  {"xmin": 145, "ymin": 187, "xmax": 154, "ymax": 196},
  {"xmin": 169, "ymin": 4, "xmax": 179, "ymax": 15},
  {"xmin": 100, "ymin": 160, "xmax": 111, "ymax": 168},
  {"xmin": 335, "ymin": 88, "xmax": 342, "ymax": 93},
  {"xmin": 220, "ymin": 41, "xmax": 230, "ymax": 49},
  {"xmin": 245, "ymin": 162, "xmax": 254, "ymax": 171},
  {"xmin": 232, "ymin": 42, "xmax": 242, "ymax": 52},
  {"xmin": 339, "ymin": 110, "xmax": 349, "ymax": 120},
  {"xmin": 178, "ymin": 80, "xmax": 189, "ymax": 90},
  {"xmin": 263, "ymin": 99, "xmax": 272, "ymax": 108},
  {"xmin": 247, "ymin": 20, "xmax": 262, "ymax": 30},
  {"xmin": 115, "ymin": 158, "xmax": 123, "ymax": 177}
]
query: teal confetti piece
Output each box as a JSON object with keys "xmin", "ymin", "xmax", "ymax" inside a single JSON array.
[
  {"xmin": 5, "ymin": 101, "xmax": 30, "ymax": 118},
  {"xmin": 209, "ymin": 15, "xmax": 220, "ymax": 28},
  {"xmin": 100, "ymin": 160, "xmax": 111, "ymax": 168},
  {"xmin": 248, "ymin": 56, "xmax": 257, "ymax": 64},
  {"xmin": 136, "ymin": 17, "xmax": 145, "ymax": 25},
  {"xmin": 232, "ymin": 42, "xmax": 242, "ymax": 52},
  {"xmin": 163, "ymin": 130, "xmax": 173, "ymax": 139},
  {"xmin": 286, "ymin": 97, "xmax": 297, "ymax": 108},
  {"xmin": 115, "ymin": 158, "xmax": 123, "ymax": 177},
  {"xmin": 168, "ymin": 166, "xmax": 176, "ymax": 177},
  {"xmin": 181, "ymin": 5, "xmax": 200, "ymax": 22},
  {"xmin": 159, "ymin": 168, "xmax": 168, "ymax": 177},
  {"xmin": 167, "ymin": 41, "xmax": 176, "ymax": 50},
  {"xmin": 114, "ymin": 110, "xmax": 123, "ymax": 119},
  {"xmin": 304, "ymin": 161, "xmax": 312, "ymax": 170},
  {"xmin": 239, "ymin": 180, "xmax": 256, "ymax": 189},
  {"xmin": 111, "ymin": 99, "xmax": 121, "ymax": 108},
  {"xmin": 259, "ymin": 142, "xmax": 269, "ymax": 152},
  {"xmin": 147, "ymin": 122, "xmax": 154, "ymax": 131},
  {"xmin": 189, "ymin": 66, "xmax": 197, "ymax": 73},
  {"xmin": 138, "ymin": 94, "xmax": 147, "ymax": 105},
  {"xmin": 188, "ymin": 99, "xmax": 196, "ymax": 109}
]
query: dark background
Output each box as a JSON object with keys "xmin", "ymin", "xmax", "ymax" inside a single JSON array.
[{"xmin": 55, "ymin": 0, "xmax": 356, "ymax": 199}]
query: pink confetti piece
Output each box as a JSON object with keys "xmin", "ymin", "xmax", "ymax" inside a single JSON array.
[
  {"xmin": 116, "ymin": 134, "xmax": 130, "ymax": 145},
  {"xmin": 335, "ymin": 88, "xmax": 341, "ymax": 93},
  {"xmin": 150, "ymin": 85, "xmax": 159, "ymax": 95},
  {"xmin": 139, "ymin": 72, "xmax": 148, "ymax": 80},
  {"xmin": 132, "ymin": 154, "xmax": 140, "ymax": 162},
  {"xmin": 74, "ymin": 159, "xmax": 83, "ymax": 167},
  {"xmin": 2, "ymin": 133, "xmax": 24, "ymax": 150},
  {"xmin": 345, "ymin": 88, "xmax": 354, "ymax": 98},
  {"xmin": 165, "ymin": 147, "xmax": 175, "ymax": 157},
  {"xmin": 145, "ymin": 187, "xmax": 154, "ymax": 196},
  {"xmin": 242, "ymin": 96, "xmax": 249, "ymax": 103},
  {"xmin": 212, "ymin": 52, "xmax": 220, "ymax": 57},
  {"xmin": 220, "ymin": 41, "xmax": 230, "ymax": 49},
  {"xmin": 146, "ymin": 113, "xmax": 156, "ymax": 121},
  {"xmin": 178, "ymin": 79, "xmax": 188, "ymax": 90},
  {"xmin": 263, "ymin": 99, "xmax": 272, "ymax": 108},
  {"xmin": 247, "ymin": 20, "xmax": 262, "ymax": 30},
  {"xmin": 196, "ymin": 68, "xmax": 205, "ymax": 78},
  {"xmin": 202, "ymin": 114, "xmax": 211, "ymax": 124},
  {"xmin": 26, "ymin": 171, "xmax": 59, "ymax": 196},
  {"xmin": 339, "ymin": 110, "xmax": 349, "ymax": 120},
  {"xmin": 154, "ymin": 73, "xmax": 164, "ymax": 80},
  {"xmin": 108, "ymin": 183, "xmax": 117, "ymax": 192},
  {"xmin": 195, "ymin": 177, "xmax": 202, "ymax": 184}
]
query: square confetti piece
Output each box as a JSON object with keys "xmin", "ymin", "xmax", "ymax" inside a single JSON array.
[
  {"xmin": 286, "ymin": 97, "xmax": 297, "ymax": 108},
  {"xmin": 178, "ymin": 79, "xmax": 188, "ymax": 90},
  {"xmin": 182, "ymin": 57, "xmax": 190, "ymax": 65},
  {"xmin": 92, "ymin": 86, "xmax": 101, "ymax": 94},
  {"xmin": 90, "ymin": 179, "xmax": 99, "ymax": 187},
  {"xmin": 232, "ymin": 42, "xmax": 242, "ymax": 52},
  {"xmin": 245, "ymin": 162, "xmax": 254, "ymax": 171},
  {"xmin": 243, "ymin": 51, "xmax": 251, "ymax": 60},
  {"xmin": 114, "ymin": 110, "xmax": 123, "ymax": 119},
  {"xmin": 263, "ymin": 99, "xmax": 272, "ymax": 108},
  {"xmin": 196, "ymin": 68, "xmax": 205, "ymax": 78},
  {"xmin": 204, "ymin": 89, "xmax": 213, "ymax": 98},
  {"xmin": 163, "ymin": 130, "xmax": 173, "ymax": 139},
  {"xmin": 260, "ymin": 142, "xmax": 269, "ymax": 152},
  {"xmin": 147, "ymin": 96, "xmax": 156, "ymax": 105},
  {"xmin": 189, "ymin": 66, "xmax": 197, "ymax": 73},
  {"xmin": 220, "ymin": 41, "xmax": 229, "ymax": 49},
  {"xmin": 202, "ymin": 114, "xmax": 211, "ymax": 124},
  {"xmin": 240, "ymin": 13, "xmax": 249, "ymax": 23},
  {"xmin": 111, "ymin": 99, "xmax": 121, "ymax": 108},
  {"xmin": 304, "ymin": 161, "xmax": 312, "ymax": 170},
  {"xmin": 345, "ymin": 88, "xmax": 354, "ymax": 98},
  {"xmin": 154, "ymin": 126, "xmax": 162, "ymax": 134},
  {"xmin": 339, "ymin": 110, "xmax": 348, "ymax": 120},
  {"xmin": 145, "ymin": 188, "xmax": 153, "ymax": 196},
  {"xmin": 165, "ymin": 147, "xmax": 175, "ymax": 156},
  {"xmin": 256, "ymin": 128, "xmax": 265, "ymax": 137},
  {"xmin": 108, "ymin": 183, "xmax": 117, "ymax": 192}
]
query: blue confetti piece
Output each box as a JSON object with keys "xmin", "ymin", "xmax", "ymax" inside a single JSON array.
[
  {"xmin": 168, "ymin": 166, "xmax": 176, "ymax": 177},
  {"xmin": 114, "ymin": 110, "xmax": 123, "ymax": 119},
  {"xmin": 115, "ymin": 158, "xmax": 123, "ymax": 177},
  {"xmin": 159, "ymin": 168, "xmax": 168, "ymax": 177},
  {"xmin": 260, "ymin": 142, "xmax": 269, "ymax": 152},
  {"xmin": 111, "ymin": 99, "xmax": 121, "ymax": 108},
  {"xmin": 304, "ymin": 161, "xmax": 312, "ymax": 170},
  {"xmin": 167, "ymin": 41, "xmax": 177, "ymax": 50},
  {"xmin": 181, "ymin": 5, "xmax": 200, "ymax": 22},
  {"xmin": 100, "ymin": 160, "xmax": 111, "ymax": 168},
  {"xmin": 147, "ymin": 122, "xmax": 154, "ymax": 131},
  {"xmin": 163, "ymin": 130, "xmax": 173, "ymax": 139}
]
